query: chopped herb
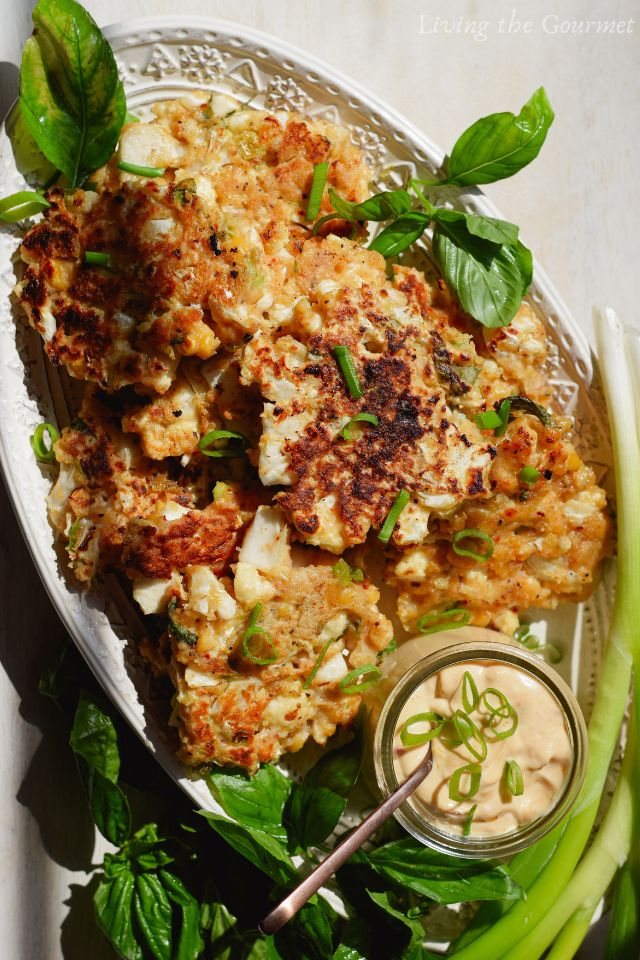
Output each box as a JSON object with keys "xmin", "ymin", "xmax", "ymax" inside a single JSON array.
[
  {"xmin": 198, "ymin": 429, "xmax": 247, "ymax": 458},
  {"xmin": 377, "ymin": 636, "xmax": 398, "ymax": 662},
  {"xmin": 117, "ymin": 160, "xmax": 165, "ymax": 178},
  {"xmin": 333, "ymin": 345, "xmax": 363, "ymax": 399},
  {"xmin": 173, "ymin": 177, "xmax": 197, "ymax": 206},
  {"xmin": 462, "ymin": 671, "xmax": 480, "ymax": 713},
  {"xmin": 520, "ymin": 465, "xmax": 541, "ymax": 484},
  {"xmin": 84, "ymin": 250, "xmax": 111, "ymax": 267},
  {"xmin": 339, "ymin": 664, "xmax": 381, "ymax": 695},
  {"xmin": 378, "ymin": 489, "xmax": 410, "ymax": 544},
  {"xmin": 167, "ymin": 598, "xmax": 197, "ymax": 647},
  {"xmin": 463, "ymin": 803, "xmax": 477, "ymax": 837},
  {"xmin": 449, "ymin": 762, "xmax": 482, "ymax": 802},
  {"xmin": 331, "ymin": 558, "xmax": 364, "ymax": 584},
  {"xmin": 496, "ymin": 395, "xmax": 552, "ymax": 427},
  {"xmin": 306, "ymin": 161, "xmax": 329, "ymax": 220},
  {"xmin": 400, "ymin": 711, "xmax": 446, "ymax": 747},
  {"xmin": 505, "ymin": 760, "xmax": 525, "ymax": 796},
  {"xmin": 452, "ymin": 528, "xmax": 494, "ymax": 562},
  {"xmin": 241, "ymin": 604, "xmax": 278, "ymax": 665},
  {"xmin": 212, "ymin": 481, "xmax": 231, "ymax": 501},
  {"xmin": 341, "ymin": 412, "xmax": 378, "ymax": 441},
  {"xmin": 416, "ymin": 607, "xmax": 471, "ymax": 635},
  {"xmin": 30, "ymin": 421, "xmax": 59, "ymax": 462},
  {"xmin": 303, "ymin": 624, "xmax": 348, "ymax": 690}
]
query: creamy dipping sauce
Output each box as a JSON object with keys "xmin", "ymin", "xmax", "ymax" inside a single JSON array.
[{"xmin": 393, "ymin": 660, "xmax": 572, "ymax": 838}]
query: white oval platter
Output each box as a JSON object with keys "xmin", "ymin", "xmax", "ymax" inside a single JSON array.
[{"xmin": 0, "ymin": 16, "xmax": 613, "ymax": 820}]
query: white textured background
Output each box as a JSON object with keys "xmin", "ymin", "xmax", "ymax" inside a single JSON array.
[{"xmin": 0, "ymin": 0, "xmax": 638, "ymax": 956}]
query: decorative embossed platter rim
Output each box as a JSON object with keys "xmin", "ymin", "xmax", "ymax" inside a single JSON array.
[{"xmin": 0, "ymin": 16, "xmax": 612, "ymax": 831}]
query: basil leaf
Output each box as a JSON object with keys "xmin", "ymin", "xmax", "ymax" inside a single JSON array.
[
  {"xmin": 287, "ymin": 724, "xmax": 363, "ymax": 851},
  {"xmin": 206, "ymin": 764, "xmax": 291, "ymax": 842},
  {"xmin": 432, "ymin": 215, "xmax": 530, "ymax": 328},
  {"xmin": 275, "ymin": 899, "xmax": 334, "ymax": 960},
  {"xmin": 0, "ymin": 190, "xmax": 50, "ymax": 223},
  {"xmin": 445, "ymin": 87, "xmax": 554, "ymax": 186},
  {"xmin": 78, "ymin": 763, "xmax": 130, "ymax": 845},
  {"xmin": 6, "ymin": 106, "xmax": 57, "ymax": 187},
  {"xmin": 368, "ymin": 211, "xmax": 430, "ymax": 258},
  {"xmin": 159, "ymin": 871, "xmax": 203, "ymax": 960},
  {"xmin": 329, "ymin": 188, "xmax": 413, "ymax": 222},
  {"xmin": 201, "ymin": 812, "xmax": 297, "ymax": 885},
  {"xmin": 367, "ymin": 890, "xmax": 426, "ymax": 950},
  {"xmin": 463, "ymin": 213, "xmax": 519, "ymax": 246},
  {"xmin": 368, "ymin": 838, "xmax": 523, "ymax": 903},
  {"xmin": 70, "ymin": 696, "xmax": 120, "ymax": 782},
  {"xmin": 94, "ymin": 870, "xmax": 144, "ymax": 960},
  {"xmin": 134, "ymin": 873, "xmax": 173, "ymax": 960},
  {"xmin": 202, "ymin": 901, "xmax": 274, "ymax": 960},
  {"xmin": 19, "ymin": 0, "xmax": 126, "ymax": 187}
]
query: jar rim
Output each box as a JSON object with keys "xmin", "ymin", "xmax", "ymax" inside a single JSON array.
[{"xmin": 373, "ymin": 640, "xmax": 588, "ymax": 859}]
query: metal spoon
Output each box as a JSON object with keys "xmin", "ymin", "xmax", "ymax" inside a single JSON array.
[{"xmin": 258, "ymin": 743, "xmax": 433, "ymax": 936}]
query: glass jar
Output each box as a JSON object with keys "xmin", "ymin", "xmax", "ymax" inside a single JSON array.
[{"xmin": 371, "ymin": 638, "xmax": 588, "ymax": 859}]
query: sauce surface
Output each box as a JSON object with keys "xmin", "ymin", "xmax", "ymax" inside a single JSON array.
[{"xmin": 393, "ymin": 660, "xmax": 572, "ymax": 837}]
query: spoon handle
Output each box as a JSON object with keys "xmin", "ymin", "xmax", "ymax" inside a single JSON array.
[{"xmin": 258, "ymin": 744, "xmax": 433, "ymax": 936}]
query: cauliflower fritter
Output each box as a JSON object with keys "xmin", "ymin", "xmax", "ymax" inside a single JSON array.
[
  {"xmin": 50, "ymin": 389, "xmax": 255, "ymax": 584},
  {"xmin": 16, "ymin": 94, "xmax": 370, "ymax": 394},
  {"xmin": 242, "ymin": 236, "xmax": 498, "ymax": 553},
  {"xmin": 392, "ymin": 413, "xmax": 610, "ymax": 634},
  {"xmin": 161, "ymin": 508, "xmax": 392, "ymax": 772}
]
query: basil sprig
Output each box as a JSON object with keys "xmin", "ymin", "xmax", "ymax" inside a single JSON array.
[
  {"xmin": 326, "ymin": 88, "xmax": 552, "ymax": 329},
  {"xmin": 442, "ymin": 87, "xmax": 554, "ymax": 186},
  {"xmin": 19, "ymin": 0, "xmax": 126, "ymax": 186}
]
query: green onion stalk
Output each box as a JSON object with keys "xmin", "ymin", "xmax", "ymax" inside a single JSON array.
[{"xmin": 450, "ymin": 307, "xmax": 640, "ymax": 958}]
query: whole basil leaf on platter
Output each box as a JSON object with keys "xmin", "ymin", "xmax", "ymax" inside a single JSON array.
[
  {"xmin": 19, "ymin": 0, "xmax": 126, "ymax": 187},
  {"xmin": 329, "ymin": 187, "xmax": 413, "ymax": 222},
  {"xmin": 94, "ymin": 869, "xmax": 144, "ymax": 960},
  {"xmin": 287, "ymin": 723, "xmax": 363, "ymax": 852},
  {"xmin": 202, "ymin": 812, "xmax": 297, "ymax": 886},
  {"xmin": 206, "ymin": 764, "xmax": 291, "ymax": 843},
  {"xmin": 461, "ymin": 213, "xmax": 519, "ymax": 246},
  {"xmin": 368, "ymin": 838, "xmax": 523, "ymax": 903},
  {"xmin": 0, "ymin": 190, "xmax": 50, "ymax": 223},
  {"xmin": 444, "ymin": 87, "xmax": 554, "ymax": 186},
  {"xmin": 134, "ymin": 872, "xmax": 173, "ymax": 960},
  {"xmin": 367, "ymin": 890, "xmax": 427, "ymax": 954},
  {"xmin": 368, "ymin": 211, "xmax": 430, "ymax": 258},
  {"xmin": 431, "ymin": 212, "xmax": 531, "ymax": 328}
]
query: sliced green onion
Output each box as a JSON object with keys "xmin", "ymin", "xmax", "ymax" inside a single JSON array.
[
  {"xmin": 306, "ymin": 161, "xmax": 329, "ymax": 220},
  {"xmin": 485, "ymin": 705, "xmax": 519, "ymax": 742},
  {"xmin": 400, "ymin": 711, "xmax": 446, "ymax": 747},
  {"xmin": 30, "ymin": 422, "xmax": 59, "ymax": 462},
  {"xmin": 331, "ymin": 558, "xmax": 364, "ymax": 584},
  {"xmin": 378, "ymin": 489, "xmax": 410, "ymax": 544},
  {"xmin": 449, "ymin": 763, "xmax": 482, "ymax": 802},
  {"xmin": 198, "ymin": 429, "xmax": 247, "ymax": 458},
  {"xmin": 304, "ymin": 635, "xmax": 342, "ymax": 690},
  {"xmin": 463, "ymin": 804, "xmax": 477, "ymax": 837},
  {"xmin": 377, "ymin": 637, "xmax": 397, "ymax": 662},
  {"xmin": 493, "ymin": 399, "xmax": 512, "ymax": 438},
  {"xmin": 212, "ymin": 481, "xmax": 231, "ymax": 501},
  {"xmin": 513, "ymin": 623, "xmax": 540, "ymax": 649},
  {"xmin": 339, "ymin": 664, "xmax": 381, "ymax": 695},
  {"xmin": 167, "ymin": 598, "xmax": 198, "ymax": 647},
  {"xmin": 505, "ymin": 759, "xmax": 525, "ymax": 796},
  {"xmin": 462, "ymin": 671, "xmax": 480, "ymax": 714},
  {"xmin": 520, "ymin": 465, "xmax": 541, "ymax": 484},
  {"xmin": 312, "ymin": 213, "xmax": 359, "ymax": 240},
  {"xmin": 416, "ymin": 607, "xmax": 470, "ymax": 635},
  {"xmin": 452, "ymin": 528, "xmax": 494, "ymax": 562},
  {"xmin": 0, "ymin": 190, "xmax": 50, "ymax": 223},
  {"xmin": 474, "ymin": 410, "xmax": 502, "ymax": 431},
  {"xmin": 341, "ymin": 412, "xmax": 378, "ymax": 441},
  {"xmin": 84, "ymin": 250, "xmax": 111, "ymax": 267},
  {"xmin": 117, "ymin": 160, "xmax": 166, "ymax": 178},
  {"xmin": 480, "ymin": 687, "xmax": 512, "ymax": 717},
  {"xmin": 539, "ymin": 643, "xmax": 563, "ymax": 665},
  {"xmin": 67, "ymin": 516, "xmax": 92, "ymax": 552},
  {"xmin": 452, "ymin": 709, "xmax": 487, "ymax": 762},
  {"xmin": 241, "ymin": 604, "xmax": 278, "ymax": 665},
  {"xmin": 333, "ymin": 345, "xmax": 363, "ymax": 399}
]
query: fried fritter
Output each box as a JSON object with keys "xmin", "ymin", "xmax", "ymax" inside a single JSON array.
[
  {"xmin": 16, "ymin": 93, "xmax": 370, "ymax": 393},
  {"xmin": 241, "ymin": 236, "xmax": 498, "ymax": 552}
]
